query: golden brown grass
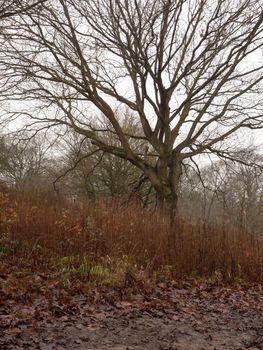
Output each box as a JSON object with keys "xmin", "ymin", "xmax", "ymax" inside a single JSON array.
[{"xmin": 0, "ymin": 188, "xmax": 262, "ymax": 283}]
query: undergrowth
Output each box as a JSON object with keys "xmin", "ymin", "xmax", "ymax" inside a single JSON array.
[{"xmin": 0, "ymin": 188, "xmax": 263, "ymax": 286}]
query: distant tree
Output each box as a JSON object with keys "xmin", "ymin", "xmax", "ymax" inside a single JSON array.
[
  {"xmin": 1, "ymin": 0, "xmax": 263, "ymax": 228},
  {"xmin": 0, "ymin": 136, "xmax": 48, "ymax": 190},
  {"xmin": 182, "ymin": 151, "xmax": 263, "ymax": 232},
  {"xmin": 207, "ymin": 153, "xmax": 263, "ymax": 233},
  {"xmin": 55, "ymin": 115, "xmax": 152, "ymax": 203}
]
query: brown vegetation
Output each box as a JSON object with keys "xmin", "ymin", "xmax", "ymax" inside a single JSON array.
[{"xmin": 0, "ymin": 188, "xmax": 262, "ymax": 285}]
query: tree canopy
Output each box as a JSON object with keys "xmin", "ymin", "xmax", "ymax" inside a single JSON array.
[{"xmin": 0, "ymin": 0, "xmax": 263, "ymax": 222}]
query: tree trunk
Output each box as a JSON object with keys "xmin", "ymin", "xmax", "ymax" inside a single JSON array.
[
  {"xmin": 156, "ymin": 186, "xmax": 179, "ymax": 226},
  {"xmin": 154, "ymin": 156, "xmax": 182, "ymax": 229}
]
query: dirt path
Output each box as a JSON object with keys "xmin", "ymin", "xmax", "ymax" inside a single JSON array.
[{"xmin": 1, "ymin": 284, "xmax": 263, "ymax": 350}]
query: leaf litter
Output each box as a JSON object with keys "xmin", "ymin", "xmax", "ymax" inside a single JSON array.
[{"xmin": 0, "ymin": 272, "xmax": 263, "ymax": 350}]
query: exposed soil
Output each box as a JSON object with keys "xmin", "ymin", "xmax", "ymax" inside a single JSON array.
[{"xmin": 1, "ymin": 280, "xmax": 263, "ymax": 350}]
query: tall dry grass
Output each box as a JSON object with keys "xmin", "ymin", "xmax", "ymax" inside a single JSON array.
[{"xmin": 0, "ymin": 188, "xmax": 262, "ymax": 283}]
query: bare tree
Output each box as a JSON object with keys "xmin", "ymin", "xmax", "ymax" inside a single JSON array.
[
  {"xmin": 0, "ymin": 0, "xmax": 46, "ymax": 20},
  {"xmin": 55, "ymin": 116, "xmax": 147, "ymax": 200},
  {"xmin": 180, "ymin": 150, "xmax": 263, "ymax": 233},
  {"xmin": 1, "ymin": 0, "xmax": 263, "ymax": 226},
  {"xmin": 204, "ymin": 152, "xmax": 263, "ymax": 233},
  {"xmin": 0, "ymin": 135, "xmax": 48, "ymax": 190}
]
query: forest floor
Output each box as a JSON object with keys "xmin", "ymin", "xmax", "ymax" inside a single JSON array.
[{"xmin": 0, "ymin": 273, "xmax": 263, "ymax": 350}]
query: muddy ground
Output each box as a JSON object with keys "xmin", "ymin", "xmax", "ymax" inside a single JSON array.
[{"xmin": 1, "ymin": 282, "xmax": 263, "ymax": 350}]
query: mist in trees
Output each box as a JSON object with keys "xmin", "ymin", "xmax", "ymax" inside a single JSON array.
[
  {"xmin": 180, "ymin": 151, "xmax": 263, "ymax": 233},
  {"xmin": 0, "ymin": 135, "xmax": 50, "ymax": 190},
  {"xmin": 55, "ymin": 116, "xmax": 150, "ymax": 201},
  {"xmin": 0, "ymin": 0, "xmax": 263, "ymax": 228}
]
